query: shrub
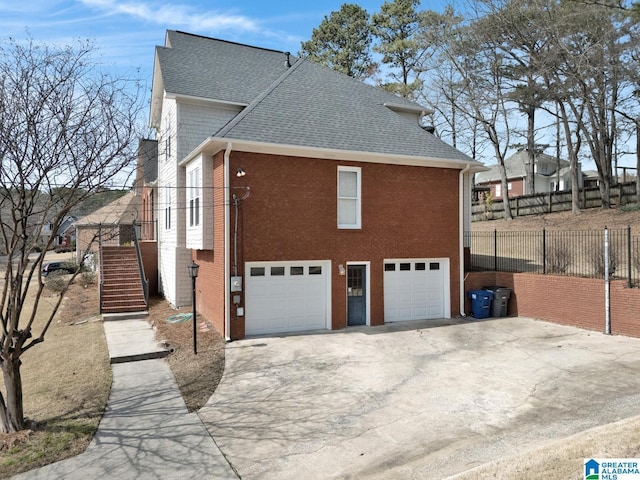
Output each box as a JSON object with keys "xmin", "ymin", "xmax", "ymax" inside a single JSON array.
[
  {"xmin": 481, "ymin": 191, "xmax": 494, "ymax": 221},
  {"xmin": 45, "ymin": 272, "xmax": 67, "ymax": 293},
  {"xmin": 590, "ymin": 242, "xmax": 619, "ymax": 278},
  {"xmin": 545, "ymin": 239, "xmax": 572, "ymax": 274},
  {"xmin": 621, "ymin": 203, "xmax": 640, "ymax": 212},
  {"xmin": 78, "ymin": 271, "xmax": 96, "ymax": 287}
]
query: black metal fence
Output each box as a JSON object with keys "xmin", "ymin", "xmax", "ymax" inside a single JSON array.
[{"xmin": 465, "ymin": 227, "xmax": 639, "ymax": 287}]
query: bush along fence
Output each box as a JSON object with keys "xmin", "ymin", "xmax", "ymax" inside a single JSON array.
[
  {"xmin": 472, "ymin": 182, "xmax": 638, "ymax": 221},
  {"xmin": 465, "ymin": 227, "xmax": 639, "ymax": 287}
]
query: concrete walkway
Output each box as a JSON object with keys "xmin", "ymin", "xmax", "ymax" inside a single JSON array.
[{"xmin": 14, "ymin": 317, "xmax": 238, "ymax": 480}]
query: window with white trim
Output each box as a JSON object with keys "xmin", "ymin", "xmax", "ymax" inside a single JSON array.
[
  {"xmin": 338, "ymin": 166, "xmax": 361, "ymax": 229},
  {"xmin": 188, "ymin": 167, "xmax": 201, "ymax": 227},
  {"xmin": 495, "ymin": 183, "xmax": 502, "ymax": 198},
  {"xmin": 165, "ymin": 189, "xmax": 172, "ymax": 230}
]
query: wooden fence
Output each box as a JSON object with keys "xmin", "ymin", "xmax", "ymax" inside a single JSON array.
[{"xmin": 472, "ymin": 182, "xmax": 638, "ymax": 221}]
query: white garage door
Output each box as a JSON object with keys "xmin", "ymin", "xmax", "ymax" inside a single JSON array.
[
  {"xmin": 384, "ymin": 258, "xmax": 450, "ymax": 322},
  {"xmin": 245, "ymin": 261, "xmax": 331, "ymax": 335}
]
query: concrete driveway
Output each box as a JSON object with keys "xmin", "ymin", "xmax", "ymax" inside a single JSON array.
[{"xmin": 199, "ymin": 317, "xmax": 640, "ymax": 479}]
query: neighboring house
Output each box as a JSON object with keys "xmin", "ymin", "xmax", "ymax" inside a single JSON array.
[
  {"xmin": 582, "ymin": 170, "xmax": 600, "ymax": 189},
  {"xmin": 54, "ymin": 215, "xmax": 76, "ymax": 248},
  {"xmin": 475, "ymin": 149, "xmax": 583, "ymax": 199},
  {"xmin": 74, "ymin": 191, "xmax": 142, "ymax": 259},
  {"xmin": 149, "ymin": 30, "xmax": 484, "ymax": 340},
  {"xmin": 40, "ymin": 215, "xmax": 76, "ymax": 249}
]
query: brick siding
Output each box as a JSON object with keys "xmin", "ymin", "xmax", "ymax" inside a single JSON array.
[
  {"xmin": 195, "ymin": 151, "xmax": 461, "ymax": 339},
  {"xmin": 193, "ymin": 152, "xmax": 227, "ymax": 337}
]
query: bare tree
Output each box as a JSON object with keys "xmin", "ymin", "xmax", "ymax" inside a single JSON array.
[
  {"xmin": 0, "ymin": 37, "xmax": 143, "ymax": 433},
  {"xmin": 473, "ymin": 0, "xmax": 554, "ymax": 196},
  {"xmin": 548, "ymin": 0, "xmax": 637, "ymax": 208},
  {"xmin": 432, "ymin": 13, "xmax": 517, "ymax": 219}
]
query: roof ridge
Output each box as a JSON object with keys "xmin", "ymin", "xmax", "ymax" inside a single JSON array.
[
  {"xmin": 169, "ymin": 30, "xmax": 294, "ymax": 56},
  {"xmin": 215, "ymin": 58, "xmax": 305, "ymax": 138}
]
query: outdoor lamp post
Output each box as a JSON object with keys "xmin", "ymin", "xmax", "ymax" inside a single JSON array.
[{"xmin": 187, "ymin": 260, "xmax": 200, "ymax": 354}]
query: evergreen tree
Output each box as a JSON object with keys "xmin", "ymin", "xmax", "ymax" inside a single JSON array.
[
  {"xmin": 372, "ymin": 0, "xmax": 426, "ymax": 98},
  {"xmin": 300, "ymin": 3, "xmax": 376, "ymax": 79}
]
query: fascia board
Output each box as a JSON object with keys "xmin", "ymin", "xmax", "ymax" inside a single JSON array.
[
  {"xmin": 179, "ymin": 137, "xmax": 486, "ymax": 171},
  {"xmin": 149, "ymin": 51, "xmax": 164, "ymax": 129}
]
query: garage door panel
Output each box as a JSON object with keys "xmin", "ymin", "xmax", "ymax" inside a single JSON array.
[
  {"xmin": 246, "ymin": 261, "xmax": 330, "ymax": 335},
  {"xmin": 414, "ymin": 290, "xmax": 428, "ymax": 302},
  {"xmin": 413, "ymin": 307, "xmax": 428, "ymax": 318},
  {"xmin": 384, "ymin": 259, "xmax": 450, "ymax": 323}
]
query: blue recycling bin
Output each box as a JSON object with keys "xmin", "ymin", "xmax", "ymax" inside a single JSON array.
[{"xmin": 467, "ymin": 290, "xmax": 494, "ymax": 319}]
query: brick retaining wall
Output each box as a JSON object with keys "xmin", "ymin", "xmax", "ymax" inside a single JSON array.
[{"xmin": 465, "ymin": 272, "xmax": 640, "ymax": 338}]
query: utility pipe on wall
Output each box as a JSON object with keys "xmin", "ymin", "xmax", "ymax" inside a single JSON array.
[
  {"xmin": 224, "ymin": 142, "xmax": 233, "ymax": 342},
  {"xmin": 459, "ymin": 163, "xmax": 472, "ymax": 317}
]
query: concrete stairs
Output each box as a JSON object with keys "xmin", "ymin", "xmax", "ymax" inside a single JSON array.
[{"xmin": 101, "ymin": 246, "xmax": 148, "ymax": 314}]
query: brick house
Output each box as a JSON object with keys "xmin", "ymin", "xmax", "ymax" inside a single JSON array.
[{"xmin": 149, "ymin": 31, "xmax": 483, "ymax": 340}]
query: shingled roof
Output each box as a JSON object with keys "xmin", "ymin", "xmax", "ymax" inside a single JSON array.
[
  {"xmin": 475, "ymin": 150, "xmax": 569, "ymax": 183},
  {"xmin": 216, "ymin": 58, "xmax": 471, "ymax": 162},
  {"xmin": 152, "ymin": 30, "xmax": 476, "ymax": 166},
  {"xmin": 75, "ymin": 192, "xmax": 141, "ymax": 226},
  {"xmin": 156, "ymin": 31, "xmax": 292, "ymax": 105}
]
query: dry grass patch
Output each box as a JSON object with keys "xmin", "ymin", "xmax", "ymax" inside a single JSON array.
[
  {"xmin": 147, "ymin": 296, "xmax": 225, "ymax": 412},
  {"xmin": 473, "ymin": 207, "xmax": 640, "ymax": 234},
  {"xmin": 451, "ymin": 415, "xmax": 640, "ymax": 479},
  {"xmin": 0, "ymin": 278, "xmax": 110, "ymax": 479}
]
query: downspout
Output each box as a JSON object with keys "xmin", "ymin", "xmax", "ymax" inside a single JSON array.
[
  {"xmin": 459, "ymin": 164, "xmax": 472, "ymax": 317},
  {"xmin": 224, "ymin": 143, "xmax": 233, "ymax": 342}
]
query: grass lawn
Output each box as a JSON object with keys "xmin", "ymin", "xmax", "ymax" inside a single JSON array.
[{"xmin": 0, "ymin": 277, "xmax": 111, "ymax": 479}]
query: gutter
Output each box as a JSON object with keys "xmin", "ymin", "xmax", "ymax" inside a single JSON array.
[
  {"xmin": 459, "ymin": 163, "xmax": 472, "ymax": 317},
  {"xmin": 178, "ymin": 136, "xmax": 484, "ymax": 172},
  {"xmin": 224, "ymin": 143, "xmax": 232, "ymax": 342}
]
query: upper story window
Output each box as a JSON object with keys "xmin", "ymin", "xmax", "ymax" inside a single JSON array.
[
  {"xmin": 338, "ymin": 166, "xmax": 361, "ymax": 229},
  {"xmin": 165, "ymin": 189, "xmax": 172, "ymax": 230},
  {"xmin": 188, "ymin": 167, "xmax": 201, "ymax": 227}
]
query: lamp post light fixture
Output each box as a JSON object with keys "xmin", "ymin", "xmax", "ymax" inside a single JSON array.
[{"xmin": 187, "ymin": 260, "xmax": 200, "ymax": 354}]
